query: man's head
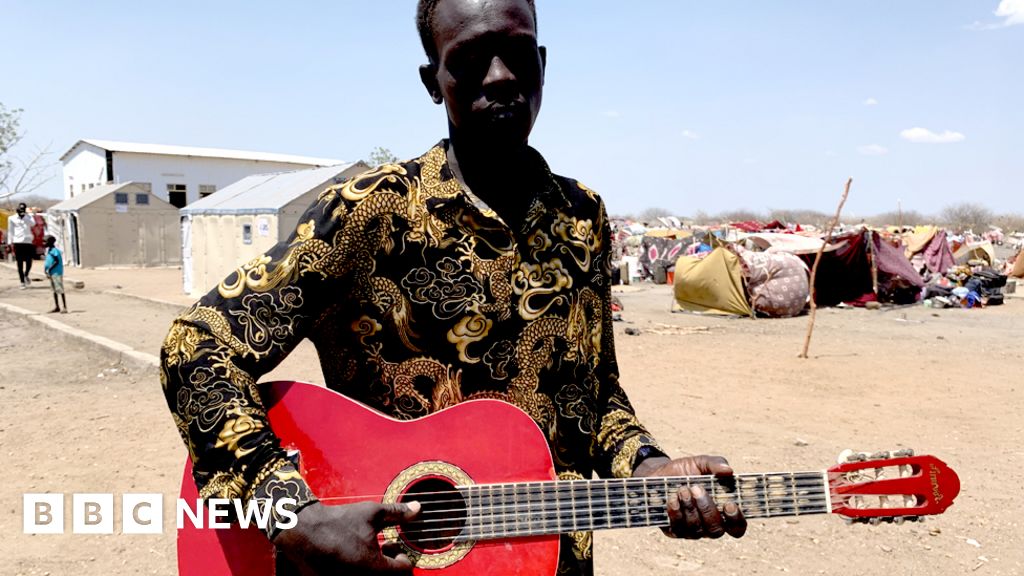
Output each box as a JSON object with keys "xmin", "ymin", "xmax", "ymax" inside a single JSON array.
[
  {"xmin": 45, "ymin": 235, "xmax": 56, "ymax": 248},
  {"xmin": 17, "ymin": 202, "xmax": 27, "ymax": 216},
  {"xmin": 417, "ymin": 0, "xmax": 545, "ymax": 152}
]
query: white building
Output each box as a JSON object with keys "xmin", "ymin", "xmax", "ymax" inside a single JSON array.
[{"xmin": 59, "ymin": 139, "xmax": 344, "ymax": 208}]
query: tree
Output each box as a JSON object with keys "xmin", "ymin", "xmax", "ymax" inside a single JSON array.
[
  {"xmin": 637, "ymin": 206, "xmax": 673, "ymax": 224},
  {"xmin": 941, "ymin": 202, "xmax": 993, "ymax": 233},
  {"xmin": 0, "ymin": 103, "xmax": 54, "ymax": 200},
  {"xmin": 368, "ymin": 146, "xmax": 399, "ymax": 168}
]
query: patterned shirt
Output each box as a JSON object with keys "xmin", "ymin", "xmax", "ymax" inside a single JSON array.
[{"xmin": 160, "ymin": 141, "xmax": 665, "ymax": 575}]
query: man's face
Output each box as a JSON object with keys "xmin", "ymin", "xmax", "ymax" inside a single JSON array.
[
  {"xmin": 424, "ymin": 0, "xmax": 545, "ymax": 150},
  {"xmin": 16, "ymin": 206, "xmax": 26, "ymax": 217}
]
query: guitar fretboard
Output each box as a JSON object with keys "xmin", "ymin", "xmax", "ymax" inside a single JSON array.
[{"xmin": 454, "ymin": 472, "xmax": 829, "ymax": 541}]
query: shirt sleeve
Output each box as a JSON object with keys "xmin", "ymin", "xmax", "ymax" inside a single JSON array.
[
  {"xmin": 590, "ymin": 200, "xmax": 668, "ymax": 479},
  {"xmin": 160, "ymin": 186, "xmax": 356, "ymax": 537}
]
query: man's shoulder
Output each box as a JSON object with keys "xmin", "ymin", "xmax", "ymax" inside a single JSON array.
[
  {"xmin": 551, "ymin": 173, "xmax": 607, "ymax": 215},
  {"xmin": 317, "ymin": 145, "xmax": 441, "ymax": 206}
]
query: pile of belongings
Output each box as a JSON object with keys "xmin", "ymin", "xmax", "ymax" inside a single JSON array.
[{"xmin": 922, "ymin": 265, "xmax": 1007, "ymax": 308}]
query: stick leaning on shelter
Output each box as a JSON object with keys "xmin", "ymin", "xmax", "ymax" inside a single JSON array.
[{"xmin": 799, "ymin": 178, "xmax": 852, "ymax": 359}]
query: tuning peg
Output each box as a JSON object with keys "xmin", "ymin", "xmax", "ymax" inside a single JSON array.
[
  {"xmin": 892, "ymin": 448, "xmax": 914, "ymax": 457},
  {"xmin": 869, "ymin": 451, "xmax": 890, "ymax": 460},
  {"xmin": 895, "ymin": 517, "xmax": 906, "ymax": 525},
  {"xmin": 869, "ymin": 517, "xmax": 881, "ymax": 526}
]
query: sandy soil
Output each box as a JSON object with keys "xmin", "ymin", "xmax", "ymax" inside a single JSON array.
[{"xmin": 1, "ymin": 266, "xmax": 1021, "ymax": 575}]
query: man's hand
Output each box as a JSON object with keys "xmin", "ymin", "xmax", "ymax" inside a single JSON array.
[
  {"xmin": 272, "ymin": 500, "xmax": 421, "ymax": 575},
  {"xmin": 634, "ymin": 455, "xmax": 747, "ymax": 540}
]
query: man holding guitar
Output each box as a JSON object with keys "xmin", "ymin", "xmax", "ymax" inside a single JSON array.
[{"xmin": 161, "ymin": 1, "xmax": 745, "ymax": 573}]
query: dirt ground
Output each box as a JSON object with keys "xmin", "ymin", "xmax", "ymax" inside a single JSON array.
[{"xmin": 1, "ymin": 265, "xmax": 1021, "ymax": 575}]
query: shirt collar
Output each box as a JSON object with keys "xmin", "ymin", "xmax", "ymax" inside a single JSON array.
[{"xmin": 422, "ymin": 139, "xmax": 570, "ymax": 217}]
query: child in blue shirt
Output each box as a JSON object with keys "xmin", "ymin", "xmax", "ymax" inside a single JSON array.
[{"xmin": 44, "ymin": 236, "xmax": 67, "ymax": 313}]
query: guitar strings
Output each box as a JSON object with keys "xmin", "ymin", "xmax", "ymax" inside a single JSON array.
[{"xmin": 313, "ymin": 473, "xmax": 832, "ymax": 505}]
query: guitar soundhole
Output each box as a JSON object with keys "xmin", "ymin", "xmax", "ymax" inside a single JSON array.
[{"xmin": 399, "ymin": 477, "xmax": 467, "ymax": 552}]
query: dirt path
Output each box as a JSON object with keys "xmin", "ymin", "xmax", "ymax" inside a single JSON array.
[{"xmin": 1, "ymin": 268, "xmax": 1021, "ymax": 575}]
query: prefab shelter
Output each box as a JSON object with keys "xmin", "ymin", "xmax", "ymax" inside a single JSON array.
[
  {"xmin": 180, "ymin": 162, "xmax": 366, "ymax": 295},
  {"xmin": 48, "ymin": 182, "xmax": 181, "ymax": 267}
]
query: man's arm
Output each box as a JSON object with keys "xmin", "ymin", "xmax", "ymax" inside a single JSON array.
[
  {"xmin": 160, "ymin": 192, "xmax": 347, "ymax": 535},
  {"xmin": 589, "ymin": 199, "xmax": 745, "ymax": 540}
]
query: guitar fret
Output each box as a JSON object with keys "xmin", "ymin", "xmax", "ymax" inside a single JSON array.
[
  {"xmin": 661, "ymin": 477, "xmax": 672, "ymax": 525},
  {"xmin": 641, "ymin": 478, "xmax": 651, "ymax": 527},
  {"xmin": 791, "ymin": 473, "xmax": 800, "ymax": 516},
  {"xmin": 761, "ymin": 474, "xmax": 770, "ymax": 518}
]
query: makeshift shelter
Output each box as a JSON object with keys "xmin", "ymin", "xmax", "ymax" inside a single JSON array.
[
  {"xmin": 640, "ymin": 234, "xmax": 697, "ymax": 281},
  {"xmin": 180, "ymin": 162, "xmax": 365, "ymax": 295},
  {"xmin": 1011, "ymin": 250, "xmax": 1024, "ymax": 279},
  {"xmin": 672, "ymin": 247, "xmax": 753, "ymax": 317},
  {"xmin": 739, "ymin": 233, "xmax": 826, "ymax": 255},
  {"xmin": 48, "ymin": 182, "xmax": 181, "ymax": 267},
  {"xmin": 904, "ymin": 228, "xmax": 955, "ymax": 275},
  {"xmin": 953, "ymin": 241, "xmax": 996, "ymax": 266},
  {"xmin": 799, "ymin": 229, "xmax": 924, "ymax": 306},
  {"xmin": 737, "ymin": 248, "xmax": 810, "ymax": 318}
]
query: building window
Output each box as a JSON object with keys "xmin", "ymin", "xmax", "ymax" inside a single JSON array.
[
  {"xmin": 81, "ymin": 184, "xmax": 87, "ymax": 193},
  {"xmin": 135, "ymin": 193, "xmax": 149, "ymax": 205},
  {"xmin": 199, "ymin": 184, "xmax": 217, "ymax": 198},
  {"xmin": 242, "ymin": 224, "xmax": 253, "ymax": 245},
  {"xmin": 114, "ymin": 193, "xmax": 129, "ymax": 205},
  {"xmin": 69, "ymin": 184, "xmax": 73, "ymax": 196},
  {"xmin": 89, "ymin": 183, "xmax": 95, "ymax": 189},
  {"xmin": 167, "ymin": 183, "xmax": 187, "ymax": 208}
]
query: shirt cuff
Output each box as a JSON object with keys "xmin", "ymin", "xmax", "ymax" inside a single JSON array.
[
  {"xmin": 248, "ymin": 458, "xmax": 319, "ymax": 540},
  {"xmin": 610, "ymin": 434, "xmax": 668, "ymax": 479}
]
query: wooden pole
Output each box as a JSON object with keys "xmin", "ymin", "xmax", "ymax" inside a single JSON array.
[{"xmin": 799, "ymin": 178, "xmax": 853, "ymax": 359}]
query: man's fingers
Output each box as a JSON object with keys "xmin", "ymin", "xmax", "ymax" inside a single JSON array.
[
  {"xmin": 676, "ymin": 486, "xmax": 702, "ymax": 539},
  {"xmin": 374, "ymin": 551, "xmax": 414, "ymax": 573},
  {"xmin": 692, "ymin": 485, "xmax": 725, "ymax": 539},
  {"xmin": 723, "ymin": 501, "xmax": 747, "ymax": 538},
  {"xmin": 375, "ymin": 501, "xmax": 421, "ymax": 528}
]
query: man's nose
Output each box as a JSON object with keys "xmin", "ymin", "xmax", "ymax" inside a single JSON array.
[{"xmin": 482, "ymin": 56, "xmax": 517, "ymax": 99}]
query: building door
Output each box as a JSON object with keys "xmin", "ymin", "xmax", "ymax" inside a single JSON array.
[{"xmin": 69, "ymin": 213, "xmax": 81, "ymax": 267}]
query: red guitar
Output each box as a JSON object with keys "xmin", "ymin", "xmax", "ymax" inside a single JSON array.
[{"xmin": 177, "ymin": 381, "xmax": 960, "ymax": 575}]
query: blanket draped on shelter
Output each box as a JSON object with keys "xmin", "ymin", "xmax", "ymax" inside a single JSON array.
[
  {"xmin": 641, "ymin": 235, "xmax": 696, "ymax": 278},
  {"xmin": 738, "ymin": 248, "xmax": 809, "ymax": 318}
]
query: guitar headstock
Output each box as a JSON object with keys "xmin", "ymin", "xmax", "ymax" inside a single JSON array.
[{"xmin": 827, "ymin": 449, "xmax": 960, "ymax": 523}]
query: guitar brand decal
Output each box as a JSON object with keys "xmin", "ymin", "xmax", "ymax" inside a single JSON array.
[{"xmin": 929, "ymin": 464, "xmax": 943, "ymax": 503}]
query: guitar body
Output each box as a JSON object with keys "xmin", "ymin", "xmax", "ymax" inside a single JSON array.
[{"xmin": 178, "ymin": 381, "xmax": 560, "ymax": 576}]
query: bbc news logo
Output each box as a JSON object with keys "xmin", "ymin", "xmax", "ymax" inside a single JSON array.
[{"xmin": 23, "ymin": 493, "xmax": 298, "ymax": 534}]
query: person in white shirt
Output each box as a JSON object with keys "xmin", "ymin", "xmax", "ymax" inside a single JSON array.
[{"xmin": 7, "ymin": 202, "xmax": 37, "ymax": 288}]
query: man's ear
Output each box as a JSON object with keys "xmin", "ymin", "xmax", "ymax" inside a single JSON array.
[
  {"xmin": 419, "ymin": 63, "xmax": 443, "ymax": 104},
  {"xmin": 539, "ymin": 45, "xmax": 547, "ymax": 85}
]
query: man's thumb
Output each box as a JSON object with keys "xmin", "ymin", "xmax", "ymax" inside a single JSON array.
[{"xmin": 379, "ymin": 501, "xmax": 421, "ymax": 524}]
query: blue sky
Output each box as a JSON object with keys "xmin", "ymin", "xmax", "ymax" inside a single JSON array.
[{"xmin": 5, "ymin": 1, "xmax": 1022, "ymax": 218}]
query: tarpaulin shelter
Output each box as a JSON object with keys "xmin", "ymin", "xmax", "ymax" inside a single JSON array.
[
  {"xmin": 739, "ymin": 233, "xmax": 827, "ymax": 255},
  {"xmin": 738, "ymin": 247, "xmax": 809, "ymax": 317},
  {"xmin": 672, "ymin": 247, "xmax": 754, "ymax": 317}
]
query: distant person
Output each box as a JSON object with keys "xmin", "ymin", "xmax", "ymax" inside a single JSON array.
[
  {"xmin": 8, "ymin": 202, "xmax": 36, "ymax": 288},
  {"xmin": 43, "ymin": 236, "xmax": 67, "ymax": 313}
]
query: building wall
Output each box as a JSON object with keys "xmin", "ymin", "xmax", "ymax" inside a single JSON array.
[
  {"xmin": 111, "ymin": 153, "xmax": 332, "ymax": 207},
  {"xmin": 62, "ymin": 143, "xmax": 109, "ymax": 199},
  {"xmin": 188, "ymin": 213, "xmax": 280, "ymax": 295},
  {"xmin": 65, "ymin": 184, "xmax": 182, "ymax": 267}
]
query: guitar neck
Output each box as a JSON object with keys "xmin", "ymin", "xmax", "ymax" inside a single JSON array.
[{"xmin": 457, "ymin": 472, "xmax": 830, "ymax": 541}]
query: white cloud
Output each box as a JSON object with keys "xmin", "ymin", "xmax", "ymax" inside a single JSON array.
[
  {"xmin": 899, "ymin": 127, "xmax": 966, "ymax": 144},
  {"xmin": 968, "ymin": 0, "xmax": 1024, "ymax": 29},
  {"xmin": 682, "ymin": 129, "xmax": 700, "ymax": 140},
  {"xmin": 995, "ymin": 0, "xmax": 1024, "ymax": 26},
  {"xmin": 858, "ymin": 144, "xmax": 889, "ymax": 156},
  {"xmin": 863, "ymin": 98, "xmax": 879, "ymax": 106},
  {"xmin": 602, "ymin": 110, "xmax": 621, "ymax": 118}
]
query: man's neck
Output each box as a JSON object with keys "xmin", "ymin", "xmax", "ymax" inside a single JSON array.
[{"xmin": 446, "ymin": 137, "xmax": 538, "ymax": 228}]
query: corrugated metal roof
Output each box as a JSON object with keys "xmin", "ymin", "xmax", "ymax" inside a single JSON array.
[
  {"xmin": 49, "ymin": 182, "xmax": 141, "ymax": 211},
  {"xmin": 180, "ymin": 163, "xmax": 364, "ymax": 215},
  {"xmin": 60, "ymin": 138, "xmax": 344, "ymax": 166}
]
